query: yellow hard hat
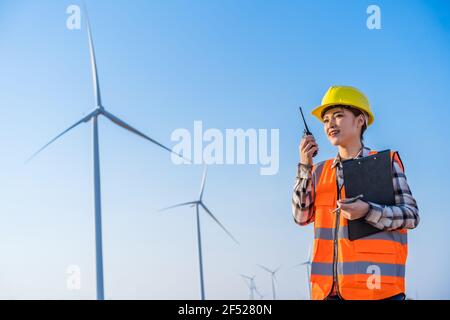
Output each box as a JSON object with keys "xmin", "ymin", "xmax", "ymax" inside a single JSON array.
[{"xmin": 311, "ymin": 86, "xmax": 375, "ymax": 126}]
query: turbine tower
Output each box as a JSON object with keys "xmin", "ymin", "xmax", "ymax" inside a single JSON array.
[
  {"xmin": 295, "ymin": 244, "xmax": 312, "ymax": 300},
  {"xmin": 258, "ymin": 264, "xmax": 281, "ymax": 300},
  {"xmin": 26, "ymin": 5, "xmax": 188, "ymax": 300},
  {"xmin": 160, "ymin": 166, "xmax": 238, "ymax": 300},
  {"xmin": 240, "ymin": 274, "xmax": 256, "ymax": 300}
]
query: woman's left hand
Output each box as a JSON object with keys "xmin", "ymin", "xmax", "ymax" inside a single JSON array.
[{"xmin": 337, "ymin": 199, "xmax": 370, "ymax": 220}]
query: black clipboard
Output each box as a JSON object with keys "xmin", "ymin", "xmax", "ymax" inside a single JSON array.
[{"xmin": 342, "ymin": 149, "xmax": 395, "ymax": 240}]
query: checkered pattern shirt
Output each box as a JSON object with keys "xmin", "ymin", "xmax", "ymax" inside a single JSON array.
[{"xmin": 292, "ymin": 146, "xmax": 420, "ymax": 231}]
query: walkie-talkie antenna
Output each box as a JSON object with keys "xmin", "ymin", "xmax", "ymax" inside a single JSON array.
[
  {"xmin": 299, "ymin": 106, "xmax": 317, "ymax": 157},
  {"xmin": 299, "ymin": 107, "xmax": 312, "ymax": 135}
]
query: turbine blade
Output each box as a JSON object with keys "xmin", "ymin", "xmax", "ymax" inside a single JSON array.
[
  {"xmin": 242, "ymin": 280, "xmax": 251, "ymax": 289},
  {"xmin": 25, "ymin": 109, "xmax": 97, "ymax": 163},
  {"xmin": 294, "ymin": 261, "xmax": 309, "ymax": 267},
  {"xmin": 240, "ymin": 276, "xmax": 252, "ymax": 288},
  {"xmin": 274, "ymin": 265, "xmax": 282, "ymax": 274},
  {"xmin": 102, "ymin": 110, "xmax": 191, "ymax": 163},
  {"xmin": 158, "ymin": 201, "xmax": 197, "ymax": 212},
  {"xmin": 200, "ymin": 203, "xmax": 239, "ymax": 244},
  {"xmin": 199, "ymin": 165, "xmax": 208, "ymax": 200},
  {"xmin": 240, "ymin": 274, "xmax": 253, "ymax": 280},
  {"xmin": 254, "ymin": 287, "xmax": 264, "ymax": 296},
  {"xmin": 83, "ymin": 3, "xmax": 102, "ymax": 107},
  {"xmin": 257, "ymin": 264, "xmax": 274, "ymax": 274}
]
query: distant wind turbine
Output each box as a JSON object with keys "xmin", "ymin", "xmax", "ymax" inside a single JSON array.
[
  {"xmin": 258, "ymin": 264, "xmax": 281, "ymax": 300},
  {"xmin": 26, "ymin": 5, "xmax": 188, "ymax": 300},
  {"xmin": 159, "ymin": 166, "xmax": 238, "ymax": 300},
  {"xmin": 254, "ymin": 286, "xmax": 266, "ymax": 300},
  {"xmin": 240, "ymin": 274, "xmax": 256, "ymax": 300},
  {"xmin": 294, "ymin": 245, "xmax": 312, "ymax": 300}
]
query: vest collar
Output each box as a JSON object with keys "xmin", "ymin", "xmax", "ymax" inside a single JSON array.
[{"xmin": 331, "ymin": 145, "xmax": 372, "ymax": 169}]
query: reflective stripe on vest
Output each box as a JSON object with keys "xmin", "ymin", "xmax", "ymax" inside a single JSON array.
[
  {"xmin": 315, "ymin": 226, "xmax": 408, "ymax": 244},
  {"xmin": 310, "ymin": 150, "xmax": 408, "ymax": 300},
  {"xmin": 311, "ymin": 261, "xmax": 405, "ymax": 277}
]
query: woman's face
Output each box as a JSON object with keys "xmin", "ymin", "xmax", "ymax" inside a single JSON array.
[{"xmin": 322, "ymin": 106, "xmax": 364, "ymax": 146}]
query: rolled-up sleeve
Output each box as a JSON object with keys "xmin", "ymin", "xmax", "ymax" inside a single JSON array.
[{"xmin": 292, "ymin": 163, "xmax": 316, "ymax": 226}]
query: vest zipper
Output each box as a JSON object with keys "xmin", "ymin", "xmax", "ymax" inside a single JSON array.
[{"xmin": 332, "ymin": 177, "xmax": 343, "ymax": 299}]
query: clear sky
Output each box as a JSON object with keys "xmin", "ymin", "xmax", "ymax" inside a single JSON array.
[{"xmin": 0, "ymin": 0, "xmax": 449, "ymax": 299}]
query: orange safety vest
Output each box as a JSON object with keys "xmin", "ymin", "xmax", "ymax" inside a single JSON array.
[{"xmin": 311, "ymin": 150, "xmax": 408, "ymax": 300}]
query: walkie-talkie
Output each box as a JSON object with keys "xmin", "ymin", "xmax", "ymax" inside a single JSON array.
[{"xmin": 299, "ymin": 106, "xmax": 318, "ymax": 157}]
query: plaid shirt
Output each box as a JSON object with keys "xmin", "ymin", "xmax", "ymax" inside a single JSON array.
[{"xmin": 292, "ymin": 146, "xmax": 420, "ymax": 231}]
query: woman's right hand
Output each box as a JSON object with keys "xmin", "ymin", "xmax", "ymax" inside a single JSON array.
[{"xmin": 299, "ymin": 135, "xmax": 318, "ymax": 166}]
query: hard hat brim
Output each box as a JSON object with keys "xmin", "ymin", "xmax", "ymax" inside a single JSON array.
[{"xmin": 311, "ymin": 103, "xmax": 374, "ymax": 126}]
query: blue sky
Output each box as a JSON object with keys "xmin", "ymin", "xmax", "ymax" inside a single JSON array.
[{"xmin": 0, "ymin": 0, "xmax": 449, "ymax": 299}]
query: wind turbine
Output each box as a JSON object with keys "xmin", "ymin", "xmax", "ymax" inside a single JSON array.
[
  {"xmin": 26, "ymin": 5, "xmax": 188, "ymax": 300},
  {"xmin": 240, "ymin": 274, "xmax": 256, "ymax": 300},
  {"xmin": 258, "ymin": 264, "xmax": 281, "ymax": 300},
  {"xmin": 254, "ymin": 286, "xmax": 266, "ymax": 300},
  {"xmin": 294, "ymin": 244, "xmax": 312, "ymax": 300},
  {"xmin": 159, "ymin": 166, "xmax": 238, "ymax": 300}
]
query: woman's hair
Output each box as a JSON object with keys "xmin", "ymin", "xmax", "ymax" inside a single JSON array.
[{"xmin": 321, "ymin": 105, "xmax": 367, "ymax": 141}]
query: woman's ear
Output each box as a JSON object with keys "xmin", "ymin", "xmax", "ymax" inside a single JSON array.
[{"xmin": 358, "ymin": 114, "xmax": 366, "ymax": 128}]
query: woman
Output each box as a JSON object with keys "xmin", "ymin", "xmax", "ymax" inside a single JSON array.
[{"xmin": 292, "ymin": 85, "xmax": 420, "ymax": 300}]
